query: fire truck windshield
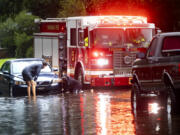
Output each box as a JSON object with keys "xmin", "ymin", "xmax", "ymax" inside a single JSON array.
[{"xmin": 90, "ymin": 28, "xmax": 153, "ymax": 48}]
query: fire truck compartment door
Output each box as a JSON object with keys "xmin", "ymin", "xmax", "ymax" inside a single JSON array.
[{"xmin": 34, "ymin": 36, "xmax": 59, "ymax": 68}]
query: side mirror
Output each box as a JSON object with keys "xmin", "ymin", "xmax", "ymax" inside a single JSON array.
[
  {"xmin": 136, "ymin": 52, "xmax": 146, "ymax": 59},
  {"xmin": 155, "ymin": 27, "xmax": 162, "ymax": 34}
]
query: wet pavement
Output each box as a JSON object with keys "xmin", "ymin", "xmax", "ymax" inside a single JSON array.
[{"xmin": 0, "ymin": 88, "xmax": 180, "ymax": 135}]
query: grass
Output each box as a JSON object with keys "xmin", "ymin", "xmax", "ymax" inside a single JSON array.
[{"xmin": 0, "ymin": 58, "xmax": 15, "ymax": 68}]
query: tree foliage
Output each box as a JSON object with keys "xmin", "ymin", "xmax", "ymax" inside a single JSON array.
[
  {"xmin": 58, "ymin": 0, "xmax": 86, "ymax": 17},
  {"xmin": 0, "ymin": 18, "xmax": 16, "ymax": 57},
  {"xmin": 0, "ymin": 11, "xmax": 39, "ymax": 58},
  {"xmin": 0, "ymin": 0, "xmax": 25, "ymax": 22},
  {"xmin": 23, "ymin": 0, "xmax": 60, "ymax": 18},
  {"xmin": 14, "ymin": 11, "xmax": 39, "ymax": 58},
  {"xmin": 57, "ymin": 0, "xmax": 180, "ymax": 31}
]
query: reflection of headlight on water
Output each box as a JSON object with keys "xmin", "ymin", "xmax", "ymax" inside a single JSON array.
[
  {"xmin": 97, "ymin": 58, "xmax": 109, "ymax": 66},
  {"xmin": 148, "ymin": 103, "xmax": 160, "ymax": 114}
]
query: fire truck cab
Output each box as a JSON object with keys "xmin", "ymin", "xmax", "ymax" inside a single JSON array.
[{"xmin": 34, "ymin": 16, "xmax": 156, "ymax": 87}]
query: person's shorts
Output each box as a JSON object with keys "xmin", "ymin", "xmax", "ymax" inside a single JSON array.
[{"xmin": 22, "ymin": 70, "xmax": 33, "ymax": 82}]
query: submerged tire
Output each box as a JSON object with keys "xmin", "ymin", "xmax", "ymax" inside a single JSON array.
[
  {"xmin": 166, "ymin": 83, "xmax": 180, "ymax": 114},
  {"xmin": 131, "ymin": 82, "xmax": 142, "ymax": 112}
]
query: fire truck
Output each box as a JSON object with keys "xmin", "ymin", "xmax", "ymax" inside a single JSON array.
[{"xmin": 34, "ymin": 16, "xmax": 157, "ymax": 87}]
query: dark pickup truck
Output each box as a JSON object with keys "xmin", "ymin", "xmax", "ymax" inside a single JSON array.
[{"xmin": 131, "ymin": 32, "xmax": 180, "ymax": 113}]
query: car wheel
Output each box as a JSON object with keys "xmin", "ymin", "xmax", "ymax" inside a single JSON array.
[
  {"xmin": 166, "ymin": 84, "xmax": 180, "ymax": 114},
  {"xmin": 131, "ymin": 89, "xmax": 137, "ymax": 114},
  {"xmin": 131, "ymin": 82, "xmax": 141, "ymax": 112}
]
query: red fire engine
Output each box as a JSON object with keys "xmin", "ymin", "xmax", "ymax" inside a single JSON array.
[{"xmin": 34, "ymin": 16, "xmax": 157, "ymax": 87}]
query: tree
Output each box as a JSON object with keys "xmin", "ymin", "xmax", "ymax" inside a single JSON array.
[
  {"xmin": 23, "ymin": 0, "xmax": 60, "ymax": 18},
  {"xmin": 0, "ymin": 11, "xmax": 39, "ymax": 58},
  {"xmin": 14, "ymin": 11, "xmax": 39, "ymax": 57},
  {"xmin": 0, "ymin": 18, "xmax": 16, "ymax": 57},
  {"xmin": 0, "ymin": 0, "xmax": 24, "ymax": 22},
  {"xmin": 58, "ymin": 0, "xmax": 86, "ymax": 17}
]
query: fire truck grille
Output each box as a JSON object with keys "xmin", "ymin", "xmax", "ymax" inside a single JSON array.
[{"xmin": 113, "ymin": 51, "xmax": 136, "ymax": 69}]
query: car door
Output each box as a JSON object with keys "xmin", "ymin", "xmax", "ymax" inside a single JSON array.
[
  {"xmin": 0, "ymin": 62, "xmax": 11, "ymax": 94},
  {"xmin": 140, "ymin": 38, "xmax": 158, "ymax": 89},
  {"xmin": 154, "ymin": 36, "xmax": 180, "ymax": 88},
  {"xmin": 151, "ymin": 37, "xmax": 166, "ymax": 89}
]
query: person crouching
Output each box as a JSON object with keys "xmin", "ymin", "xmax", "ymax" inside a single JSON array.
[{"xmin": 62, "ymin": 75, "xmax": 82, "ymax": 92}]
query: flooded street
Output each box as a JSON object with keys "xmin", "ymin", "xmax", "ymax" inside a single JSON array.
[{"xmin": 0, "ymin": 88, "xmax": 180, "ymax": 135}]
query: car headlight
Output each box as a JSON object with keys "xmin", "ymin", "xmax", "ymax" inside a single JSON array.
[
  {"xmin": 15, "ymin": 80, "xmax": 26, "ymax": 85},
  {"xmin": 52, "ymin": 78, "xmax": 62, "ymax": 84},
  {"xmin": 97, "ymin": 58, "xmax": 109, "ymax": 66}
]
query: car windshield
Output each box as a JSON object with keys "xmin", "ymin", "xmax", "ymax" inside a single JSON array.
[
  {"xmin": 124, "ymin": 28, "xmax": 152, "ymax": 48},
  {"xmin": 12, "ymin": 61, "xmax": 51, "ymax": 74},
  {"xmin": 90, "ymin": 28, "xmax": 153, "ymax": 48}
]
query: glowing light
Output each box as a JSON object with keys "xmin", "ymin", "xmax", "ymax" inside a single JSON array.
[
  {"xmin": 97, "ymin": 58, "xmax": 108, "ymax": 66},
  {"xmin": 93, "ymin": 51, "xmax": 99, "ymax": 57},
  {"xmin": 148, "ymin": 103, "xmax": 160, "ymax": 114},
  {"xmin": 93, "ymin": 51, "xmax": 104, "ymax": 57},
  {"xmin": 80, "ymin": 16, "xmax": 148, "ymax": 27}
]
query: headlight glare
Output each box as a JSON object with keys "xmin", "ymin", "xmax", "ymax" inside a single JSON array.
[
  {"xmin": 15, "ymin": 80, "xmax": 26, "ymax": 85},
  {"xmin": 97, "ymin": 58, "xmax": 109, "ymax": 66},
  {"xmin": 52, "ymin": 78, "xmax": 61, "ymax": 84}
]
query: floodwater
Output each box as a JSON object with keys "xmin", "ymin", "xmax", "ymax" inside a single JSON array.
[{"xmin": 0, "ymin": 88, "xmax": 180, "ymax": 135}]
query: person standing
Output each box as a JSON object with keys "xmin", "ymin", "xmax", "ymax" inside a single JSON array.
[{"xmin": 22, "ymin": 61, "xmax": 48, "ymax": 97}]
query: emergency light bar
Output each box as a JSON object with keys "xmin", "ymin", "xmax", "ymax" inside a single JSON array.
[
  {"xmin": 99, "ymin": 16, "xmax": 147, "ymax": 24},
  {"xmin": 80, "ymin": 16, "xmax": 147, "ymax": 26}
]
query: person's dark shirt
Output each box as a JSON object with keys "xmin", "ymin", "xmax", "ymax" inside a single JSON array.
[
  {"xmin": 62, "ymin": 75, "xmax": 82, "ymax": 91},
  {"xmin": 23, "ymin": 64, "xmax": 42, "ymax": 81}
]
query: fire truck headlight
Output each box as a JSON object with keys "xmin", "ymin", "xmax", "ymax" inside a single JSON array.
[{"xmin": 97, "ymin": 58, "xmax": 109, "ymax": 66}]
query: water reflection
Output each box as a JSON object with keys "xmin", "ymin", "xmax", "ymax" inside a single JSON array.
[
  {"xmin": 0, "ymin": 89, "xmax": 180, "ymax": 135},
  {"xmin": 148, "ymin": 103, "xmax": 161, "ymax": 114},
  {"xmin": 95, "ymin": 91, "xmax": 135, "ymax": 135},
  {"xmin": 132, "ymin": 94, "xmax": 174, "ymax": 135},
  {"xmin": 0, "ymin": 90, "xmax": 136, "ymax": 135}
]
